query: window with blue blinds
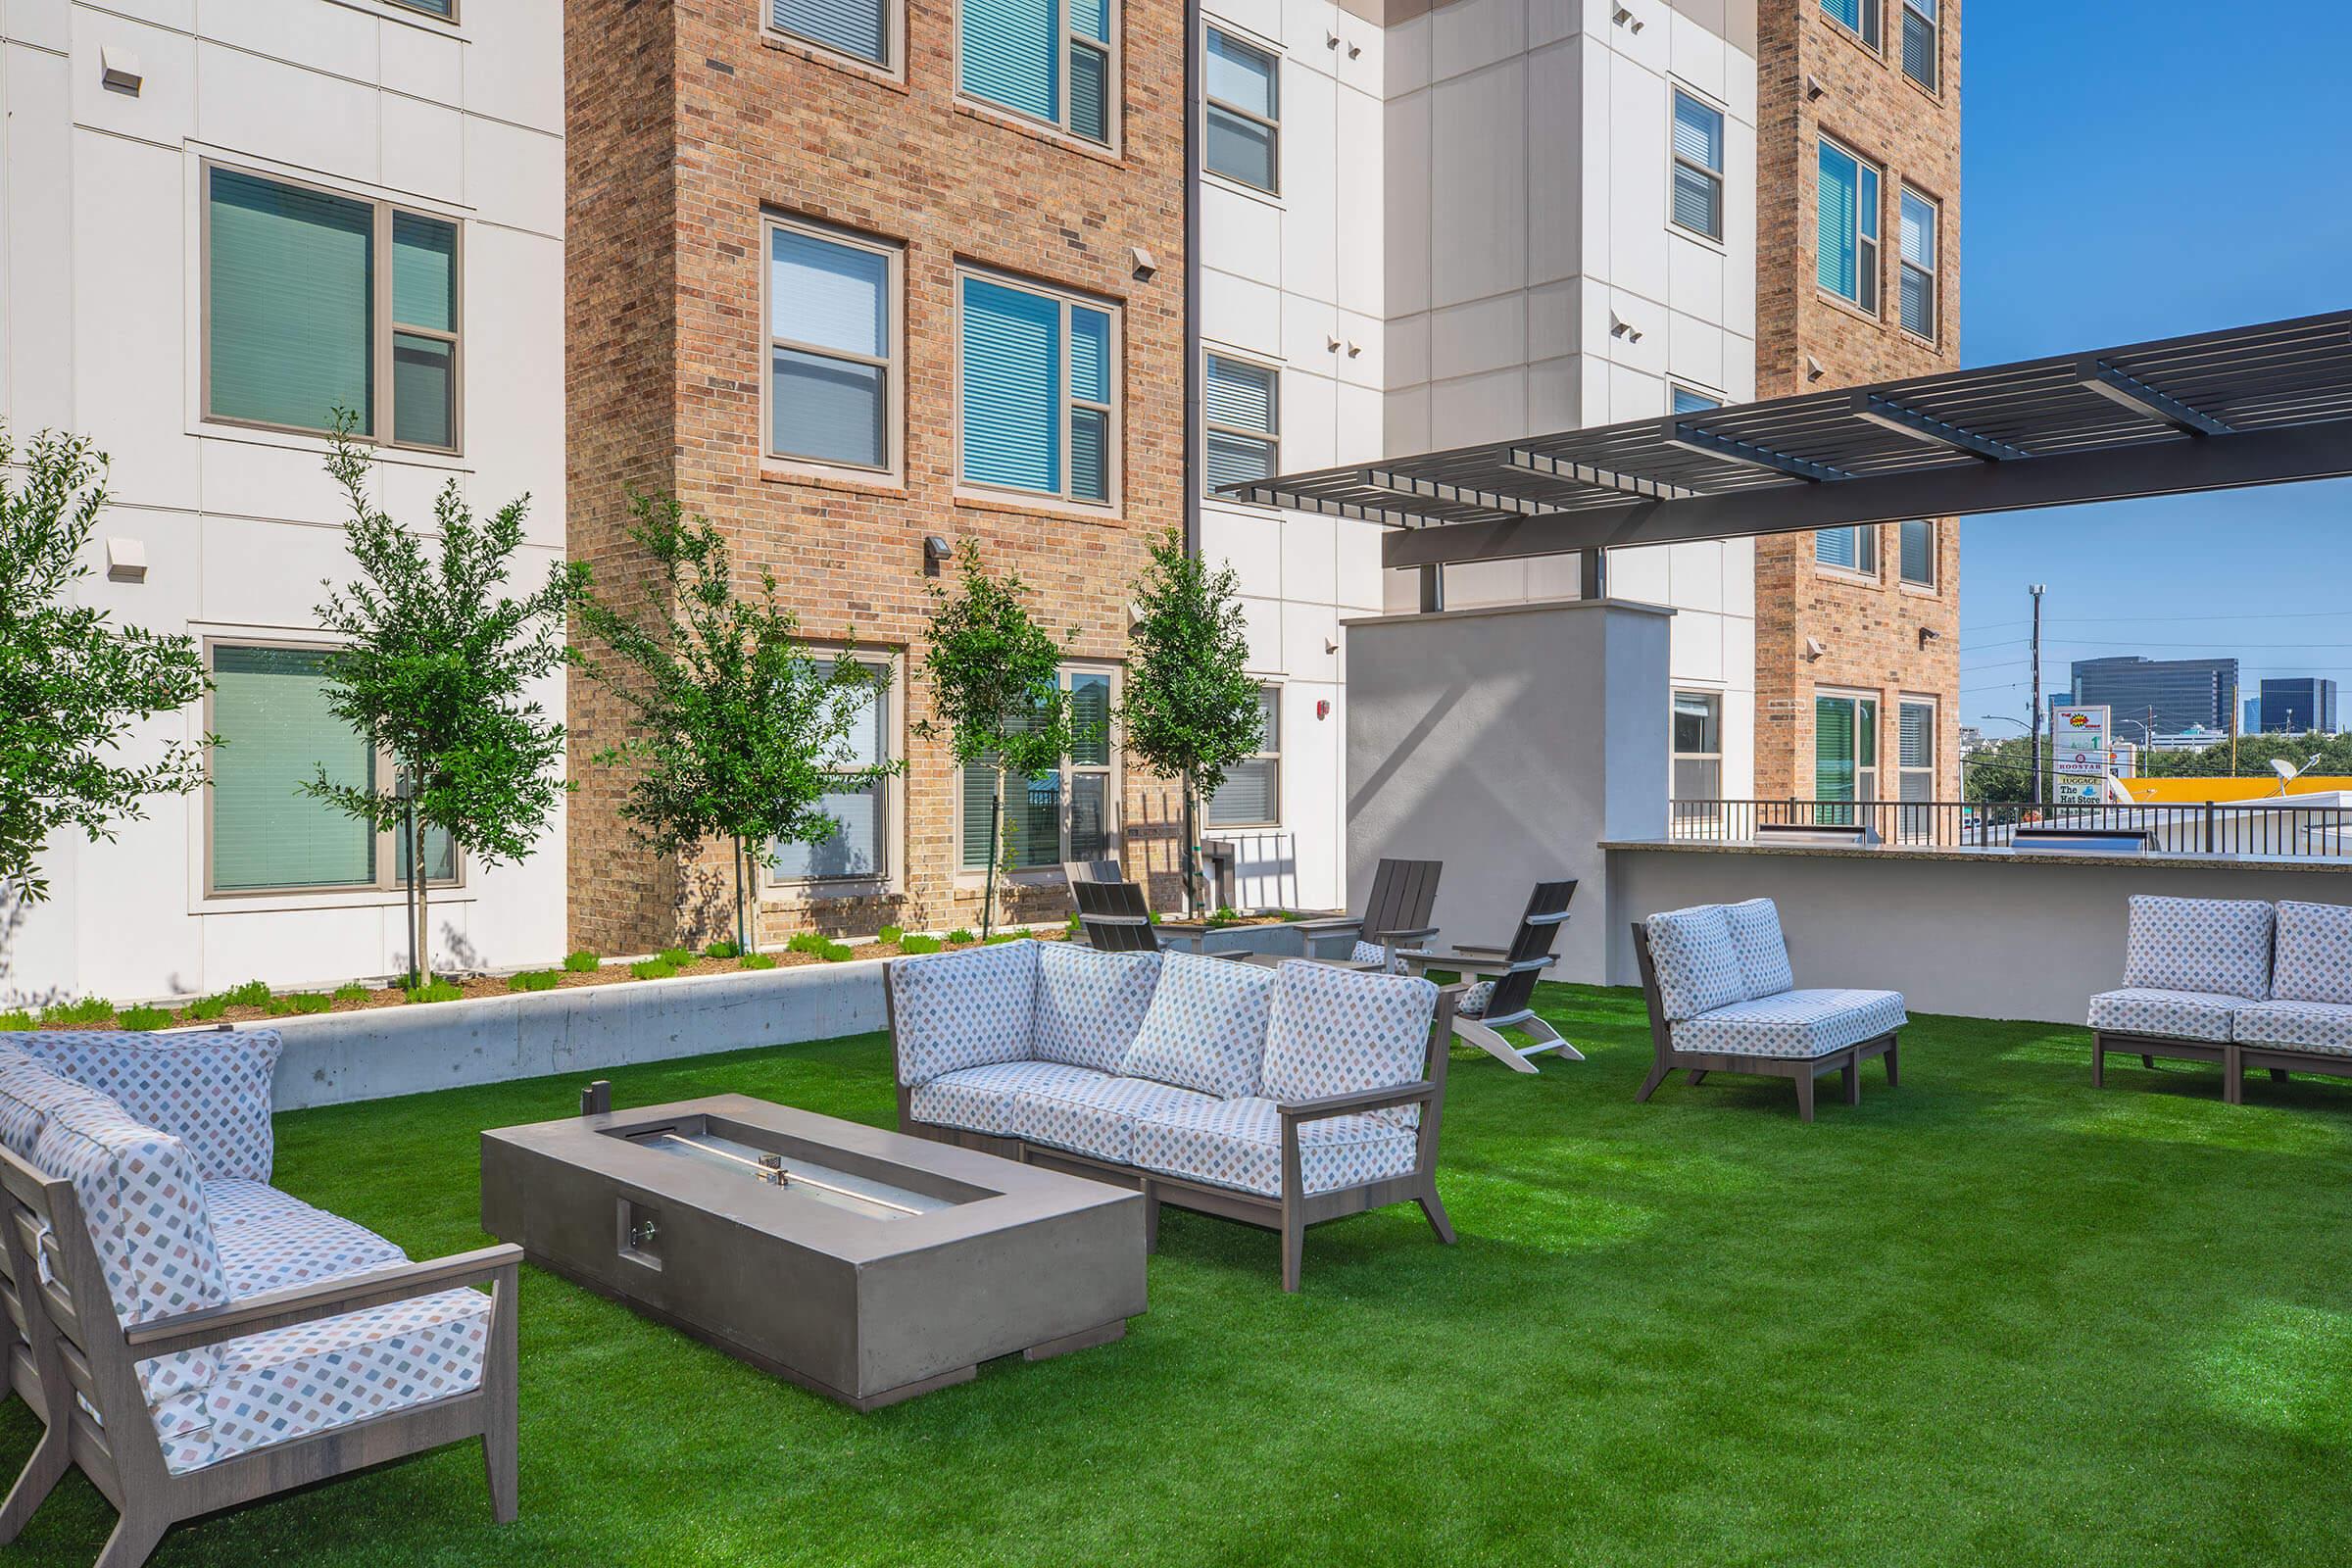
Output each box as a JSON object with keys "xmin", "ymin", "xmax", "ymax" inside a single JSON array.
[
  {"xmin": 962, "ymin": 0, "xmax": 1115, "ymax": 141},
  {"xmin": 1816, "ymin": 525, "xmax": 1877, "ymax": 574},
  {"xmin": 1669, "ymin": 90, "xmax": 1724, "ymax": 240},
  {"xmin": 1899, "ymin": 519, "xmax": 1935, "ymax": 587},
  {"xmin": 772, "ymin": 0, "xmax": 888, "ymax": 66},
  {"xmin": 1901, "ymin": 0, "xmax": 1937, "ymax": 88},
  {"xmin": 1821, "ymin": 0, "xmax": 1878, "ymax": 48},
  {"xmin": 1204, "ymin": 353, "xmax": 1278, "ymax": 494},
  {"xmin": 959, "ymin": 273, "xmax": 1117, "ymax": 505},
  {"xmin": 1897, "ymin": 187, "xmax": 1936, "ymax": 340},
  {"xmin": 210, "ymin": 647, "xmax": 376, "ymax": 893},
  {"xmin": 769, "ymin": 221, "xmax": 895, "ymax": 469},
  {"xmin": 1816, "ymin": 139, "xmax": 1878, "ymax": 310},
  {"xmin": 1671, "ymin": 386, "xmax": 1720, "ymax": 416}
]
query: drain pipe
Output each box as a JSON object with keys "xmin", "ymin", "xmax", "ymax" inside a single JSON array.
[{"xmin": 1182, "ymin": 0, "xmax": 1202, "ymax": 558}]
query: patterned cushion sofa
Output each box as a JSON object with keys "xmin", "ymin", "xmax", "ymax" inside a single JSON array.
[
  {"xmin": 0, "ymin": 1029, "xmax": 520, "ymax": 1568},
  {"xmin": 1630, "ymin": 899, "xmax": 1906, "ymax": 1121},
  {"xmin": 2089, "ymin": 897, "xmax": 2352, "ymax": 1104},
  {"xmin": 888, "ymin": 941, "xmax": 1459, "ymax": 1291}
]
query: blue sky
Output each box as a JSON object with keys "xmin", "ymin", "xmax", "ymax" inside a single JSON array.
[{"xmin": 1956, "ymin": 2, "xmax": 2352, "ymax": 729}]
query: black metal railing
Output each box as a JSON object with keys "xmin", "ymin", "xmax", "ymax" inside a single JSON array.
[{"xmin": 1667, "ymin": 798, "xmax": 2352, "ymax": 859}]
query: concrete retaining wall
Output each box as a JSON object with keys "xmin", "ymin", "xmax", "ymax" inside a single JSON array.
[{"xmin": 263, "ymin": 958, "xmax": 889, "ymax": 1110}]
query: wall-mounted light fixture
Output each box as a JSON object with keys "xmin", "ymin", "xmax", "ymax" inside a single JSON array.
[
  {"xmin": 1804, "ymin": 74, "xmax": 1826, "ymax": 101},
  {"xmin": 1917, "ymin": 626, "xmax": 1942, "ymax": 650},
  {"xmin": 106, "ymin": 537, "xmax": 148, "ymax": 582},
  {"xmin": 1804, "ymin": 354, "xmax": 1826, "ymax": 382},
  {"xmin": 922, "ymin": 535, "xmax": 953, "ymax": 576},
  {"xmin": 101, "ymin": 46, "xmax": 142, "ymax": 96},
  {"xmin": 1803, "ymin": 636, "xmax": 1827, "ymax": 662},
  {"xmin": 1129, "ymin": 246, "xmax": 1156, "ymax": 281},
  {"xmin": 1612, "ymin": 5, "xmax": 1642, "ymax": 32}
]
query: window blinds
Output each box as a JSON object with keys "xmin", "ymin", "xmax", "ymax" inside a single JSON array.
[
  {"xmin": 210, "ymin": 647, "xmax": 374, "ymax": 891},
  {"xmin": 209, "ymin": 170, "xmax": 373, "ymax": 434},
  {"xmin": 960, "ymin": 277, "xmax": 1062, "ymax": 493},
  {"xmin": 961, "ymin": 0, "xmax": 1058, "ymax": 122},
  {"xmin": 773, "ymin": 0, "xmax": 887, "ymax": 65}
]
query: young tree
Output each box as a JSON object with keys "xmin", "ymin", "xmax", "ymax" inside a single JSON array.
[
  {"xmin": 307, "ymin": 421, "xmax": 584, "ymax": 986},
  {"xmin": 916, "ymin": 541, "xmax": 1074, "ymax": 938},
  {"xmin": 0, "ymin": 428, "xmax": 211, "ymax": 903},
  {"xmin": 574, "ymin": 497, "xmax": 898, "ymax": 953},
  {"xmin": 1119, "ymin": 529, "xmax": 1261, "ymax": 912}
]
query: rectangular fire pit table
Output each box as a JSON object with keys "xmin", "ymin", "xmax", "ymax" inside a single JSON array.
[{"xmin": 480, "ymin": 1093, "xmax": 1147, "ymax": 1410}]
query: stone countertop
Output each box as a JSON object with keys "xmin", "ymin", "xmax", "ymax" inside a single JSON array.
[{"xmin": 1600, "ymin": 839, "xmax": 2352, "ymax": 874}]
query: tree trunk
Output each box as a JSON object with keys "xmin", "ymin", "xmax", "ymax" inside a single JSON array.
[
  {"xmin": 732, "ymin": 835, "xmax": 749, "ymax": 955},
  {"xmin": 981, "ymin": 768, "xmax": 1004, "ymax": 940},
  {"xmin": 1181, "ymin": 771, "xmax": 1200, "ymax": 916},
  {"xmin": 412, "ymin": 810, "xmax": 431, "ymax": 988}
]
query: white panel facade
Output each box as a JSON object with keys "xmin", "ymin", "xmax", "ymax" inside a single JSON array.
[{"xmin": 2, "ymin": 0, "xmax": 567, "ymax": 1004}]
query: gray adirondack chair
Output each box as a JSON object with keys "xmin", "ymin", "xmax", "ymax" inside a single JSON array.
[
  {"xmin": 1297, "ymin": 858, "xmax": 1443, "ymax": 970},
  {"xmin": 1401, "ymin": 879, "xmax": 1579, "ymax": 1073}
]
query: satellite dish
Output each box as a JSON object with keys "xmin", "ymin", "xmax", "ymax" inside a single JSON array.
[{"xmin": 2272, "ymin": 756, "xmax": 2305, "ymax": 795}]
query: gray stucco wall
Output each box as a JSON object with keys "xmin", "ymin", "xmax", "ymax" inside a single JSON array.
[
  {"xmin": 1604, "ymin": 842, "xmax": 2352, "ymax": 1024},
  {"xmin": 1345, "ymin": 600, "xmax": 1673, "ymax": 980}
]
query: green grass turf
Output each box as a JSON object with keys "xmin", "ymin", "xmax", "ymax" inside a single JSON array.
[{"xmin": 9, "ymin": 984, "xmax": 2352, "ymax": 1566}]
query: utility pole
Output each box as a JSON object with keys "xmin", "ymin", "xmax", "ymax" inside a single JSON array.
[{"xmin": 2029, "ymin": 583, "xmax": 2047, "ymax": 808}]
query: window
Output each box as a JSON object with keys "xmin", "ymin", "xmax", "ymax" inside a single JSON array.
[
  {"xmin": 206, "ymin": 166, "xmax": 460, "ymax": 451},
  {"xmin": 1204, "ymin": 28, "xmax": 1279, "ymax": 192},
  {"xmin": 388, "ymin": 0, "xmax": 456, "ymax": 18},
  {"xmin": 1814, "ymin": 692, "xmax": 1878, "ymax": 819},
  {"xmin": 1672, "ymin": 691, "xmax": 1722, "ymax": 800},
  {"xmin": 958, "ymin": 271, "xmax": 1117, "ymax": 507},
  {"xmin": 1900, "ymin": 0, "xmax": 1937, "ymax": 89},
  {"xmin": 960, "ymin": 0, "xmax": 1113, "ymax": 146},
  {"xmin": 764, "ymin": 219, "xmax": 898, "ymax": 472},
  {"xmin": 1816, "ymin": 525, "xmax": 1877, "ymax": 575},
  {"xmin": 960, "ymin": 668, "xmax": 1116, "ymax": 870},
  {"xmin": 1205, "ymin": 688, "xmax": 1281, "ymax": 827},
  {"xmin": 1671, "ymin": 385, "xmax": 1721, "ymax": 415},
  {"xmin": 1204, "ymin": 353, "xmax": 1278, "ymax": 493},
  {"xmin": 1897, "ymin": 698, "xmax": 1936, "ymax": 823},
  {"xmin": 769, "ymin": 0, "xmax": 891, "ymax": 68},
  {"xmin": 769, "ymin": 659, "xmax": 894, "ymax": 884},
  {"xmin": 1898, "ymin": 187, "xmax": 1937, "ymax": 341},
  {"xmin": 1816, "ymin": 139, "xmax": 1879, "ymax": 312},
  {"xmin": 1670, "ymin": 90, "xmax": 1725, "ymax": 241},
  {"xmin": 1899, "ymin": 519, "xmax": 1936, "ymax": 588},
  {"xmin": 1821, "ymin": 0, "xmax": 1879, "ymax": 49},
  {"xmin": 207, "ymin": 644, "xmax": 455, "ymax": 896}
]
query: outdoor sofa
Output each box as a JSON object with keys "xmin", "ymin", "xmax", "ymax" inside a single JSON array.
[
  {"xmin": 2089, "ymin": 896, "xmax": 2352, "ymax": 1103},
  {"xmin": 0, "ymin": 1029, "xmax": 519, "ymax": 1568},
  {"xmin": 1632, "ymin": 899, "xmax": 1906, "ymax": 1121},
  {"xmin": 889, "ymin": 940, "xmax": 1459, "ymax": 1291}
]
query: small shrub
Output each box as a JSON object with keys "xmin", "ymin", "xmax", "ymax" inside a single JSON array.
[
  {"xmin": 658, "ymin": 947, "xmax": 696, "ymax": 968},
  {"xmin": 281, "ymin": 993, "xmax": 334, "ymax": 1015},
  {"xmin": 117, "ymin": 1004, "xmax": 176, "ymax": 1031},
  {"xmin": 1275, "ymin": 909, "xmax": 1302, "ymax": 922},
  {"xmin": 332, "ymin": 984, "xmax": 370, "ymax": 1003},
  {"xmin": 704, "ymin": 939, "xmax": 741, "ymax": 960},
  {"xmin": 1066, "ymin": 911, "xmax": 1082, "ymax": 932},
  {"xmin": 983, "ymin": 931, "xmax": 1019, "ymax": 945},
  {"xmin": 629, "ymin": 957, "xmax": 676, "ymax": 981},
  {"xmin": 41, "ymin": 997, "xmax": 114, "ymax": 1027},
  {"xmin": 564, "ymin": 950, "xmax": 600, "ymax": 973},
  {"xmin": 1147, "ymin": 910, "xmax": 1162, "ymax": 925},
  {"xmin": 786, "ymin": 931, "xmax": 830, "ymax": 956},
  {"xmin": 877, "ymin": 924, "xmax": 905, "ymax": 945},
  {"xmin": 182, "ymin": 995, "xmax": 230, "ymax": 1021},
  {"xmin": 0, "ymin": 1010, "xmax": 33, "ymax": 1030},
  {"xmin": 508, "ymin": 969, "xmax": 562, "ymax": 993},
  {"xmin": 946, "ymin": 928, "xmax": 976, "ymax": 946},
  {"xmin": 217, "ymin": 980, "xmax": 273, "ymax": 1008},
  {"xmin": 898, "ymin": 934, "xmax": 942, "ymax": 956},
  {"xmin": 738, "ymin": 953, "xmax": 778, "ymax": 970},
  {"xmin": 404, "ymin": 980, "xmax": 464, "ymax": 1004},
  {"xmin": 264, "ymin": 994, "xmax": 298, "ymax": 1015},
  {"xmin": 819, "ymin": 941, "xmax": 855, "ymax": 962}
]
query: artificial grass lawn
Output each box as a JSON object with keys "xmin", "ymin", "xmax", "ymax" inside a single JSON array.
[{"xmin": 8, "ymin": 985, "xmax": 2352, "ymax": 1566}]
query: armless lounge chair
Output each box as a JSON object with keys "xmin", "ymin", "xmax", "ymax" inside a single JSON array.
[
  {"xmin": 1298, "ymin": 858, "xmax": 1443, "ymax": 972},
  {"xmin": 1073, "ymin": 878, "xmax": 1161, "ymax": 953},
  {"xmin": 1402, "ymin": 880, "xmax": 1579, "ymax": 1073}
]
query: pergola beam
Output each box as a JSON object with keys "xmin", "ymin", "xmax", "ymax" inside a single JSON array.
[
  {"xmin": 1383, "ymin": 419, "xmax": 2352, "ymax": 568},
  {"xmin": 2077, "ymin": 358, "xmax": 2234, "ymax": 436},
  {"xmin": 1849, "ymin": 392, "xmax": 2031, "ymax": 462},
  {"xmin": 1359, "ymin": 468, "xmax": 1562, "ymax": 516},
  {"xmin": 1504, "ymin": 449, "xmax": 1696, "ymax": 500},
  {"xmin": 1662, "ymin": 421, "xmax": 1852, "ymax": 482}
]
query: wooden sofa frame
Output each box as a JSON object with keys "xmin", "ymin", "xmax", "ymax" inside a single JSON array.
[
  {"xmin": 1631, "ymin": 922, "xmax": 1898, "ymax": 1122},
  {"xmin": 0, "ymin": 1146, "xmax": 522, "ymax": 1568},
  {"xmin": 2225, "ymin": 1040, "xmax": 2344, "ymax": 1104},
  {"xmin": 888, "ymin": 974, "xmax": 1461, "ymax": 1292}
]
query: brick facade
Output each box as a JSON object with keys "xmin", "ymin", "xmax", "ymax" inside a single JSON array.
[
  {"xmin": 566, "ymin": 0, "xmax": 1186, "ymax": 954},
  {"xmin": 1753, "ymin": 0, "xmax": 1963, "ymax": 808}
]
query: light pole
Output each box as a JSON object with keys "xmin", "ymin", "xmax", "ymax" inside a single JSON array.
[{"xmin": 2028, "ymin": 584, "xmax": 2047, "ymax": 808}]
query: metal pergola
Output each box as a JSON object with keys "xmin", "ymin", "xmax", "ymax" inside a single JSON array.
[{"xmin": 1221, "ymin": 310, "xmax": 2352, "ymax": 601}]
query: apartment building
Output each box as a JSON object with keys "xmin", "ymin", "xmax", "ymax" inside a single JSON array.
[
  {"xmin": 0, "ymin": 1, "xmax": 567, "ymax": 1004},
  {"xmin": 1751, "ymin": 0, "xmax": 1961, "ymax": 808},
  {"xmin": 565, "ymin": 0, "xmax": 1185, "ymax": 953}
]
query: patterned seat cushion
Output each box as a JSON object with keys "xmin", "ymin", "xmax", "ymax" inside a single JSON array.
[
  {"xmin": 216, "ymin": 1204, "xmax": 408, "ymax": 1299},
  {"xmin": 1670, "ymin": 988, "xmax": 1908, "ymax": 1059},
  {"xmin": 1456, "ymin": 980, "xmax": 1494, "ymax": 1018},
  {"xmin": 1724, "ymin": 900, "xmax": 1795, "ymax": 999},
  {"xmin": 157, "ymin": 1287, "xmax": 493, "ymax": 1475},
  {"xmin": 1130, "ymin": 1097, "xmax": 1418, "ymax": 1199},
  {"xmin": 0, "ymin": 1051, "xmax": 109, "ymax": 1163},
  {"xmin": 1258, "ymin": 961, "xmax": 1435, "ymax": 1129},
  {"xmin": 1349, "ymin": 940, "xmax": 1406, "ymax": 973},
  {"xmin": 1121, "ymin": 951, "xmax": 1277, "ymax": 1100},
  {"xmin": 7, "ymin": 1030, "xmax": 281, "ymax": 1184},
  {"xmin": 2272, "ymin": 902, "xmax": 2352, "ymax": 1005},
  {"xmin": 1643, "ymin": 906, "xmax": 1745, "ymax": 1021},
  {"xmin": 2086, "ymin": 987, "xmax": 2242, "ymax": 1045},
  {"xmin": 1008, "ymin": 1071, "xmax": 1220, "ymax": 1164},
  {"xmin": 204, "ymin": 1178, "xmax": 312, "ymax": 1232},
  {"xmin": 888, "ymin": 940, "xmax": 1041, "ymax": 1088},
  {"xmin": 1032, "ymin": 942, "xmax": 1162, "ymax": 1071},
  {"xmin": 908, "ymin": 1060, "xmax": 1106, "ymax": 1137},
  {"xmin": 2230, "ymin": 1000, "xmax": 2352, "ymax": 1056},
  {"xmin": 2122, "ymin": 896, "xmax": 2275, "ymax": 1001}
]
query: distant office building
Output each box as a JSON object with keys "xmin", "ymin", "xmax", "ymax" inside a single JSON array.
[
  {"xmin": 2244, "ymin": 696, "xmax": 2263, "ymax": 734},
  {"xmin": 2066, "ymin": 656, "xmax": 2240, "ymax": 736},
  {"xmin": 2259, "ymin": 678, "xmax": 2337, "ymax": 734}
]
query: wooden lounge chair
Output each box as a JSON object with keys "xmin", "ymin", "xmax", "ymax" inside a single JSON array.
[
  {"xmin": 1296, "ymin": 858, "xmax": 1443, "ymax": 971},
  {"xmin": 1401, "ymin": 879, "xmax": 1579, "ymax": 1073},
  {"xmin": 1073, "ymin": 878, "xmax": 1161, "ymax": 953},
  {"xmin": 1061, "ymin": 858, "xmax": 1125, "ymax": 887}
]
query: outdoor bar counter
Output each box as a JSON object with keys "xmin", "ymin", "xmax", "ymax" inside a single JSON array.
[{"xmin": 1600, "ymin": 838, "xmax": 2352, "ymax": 1025}]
